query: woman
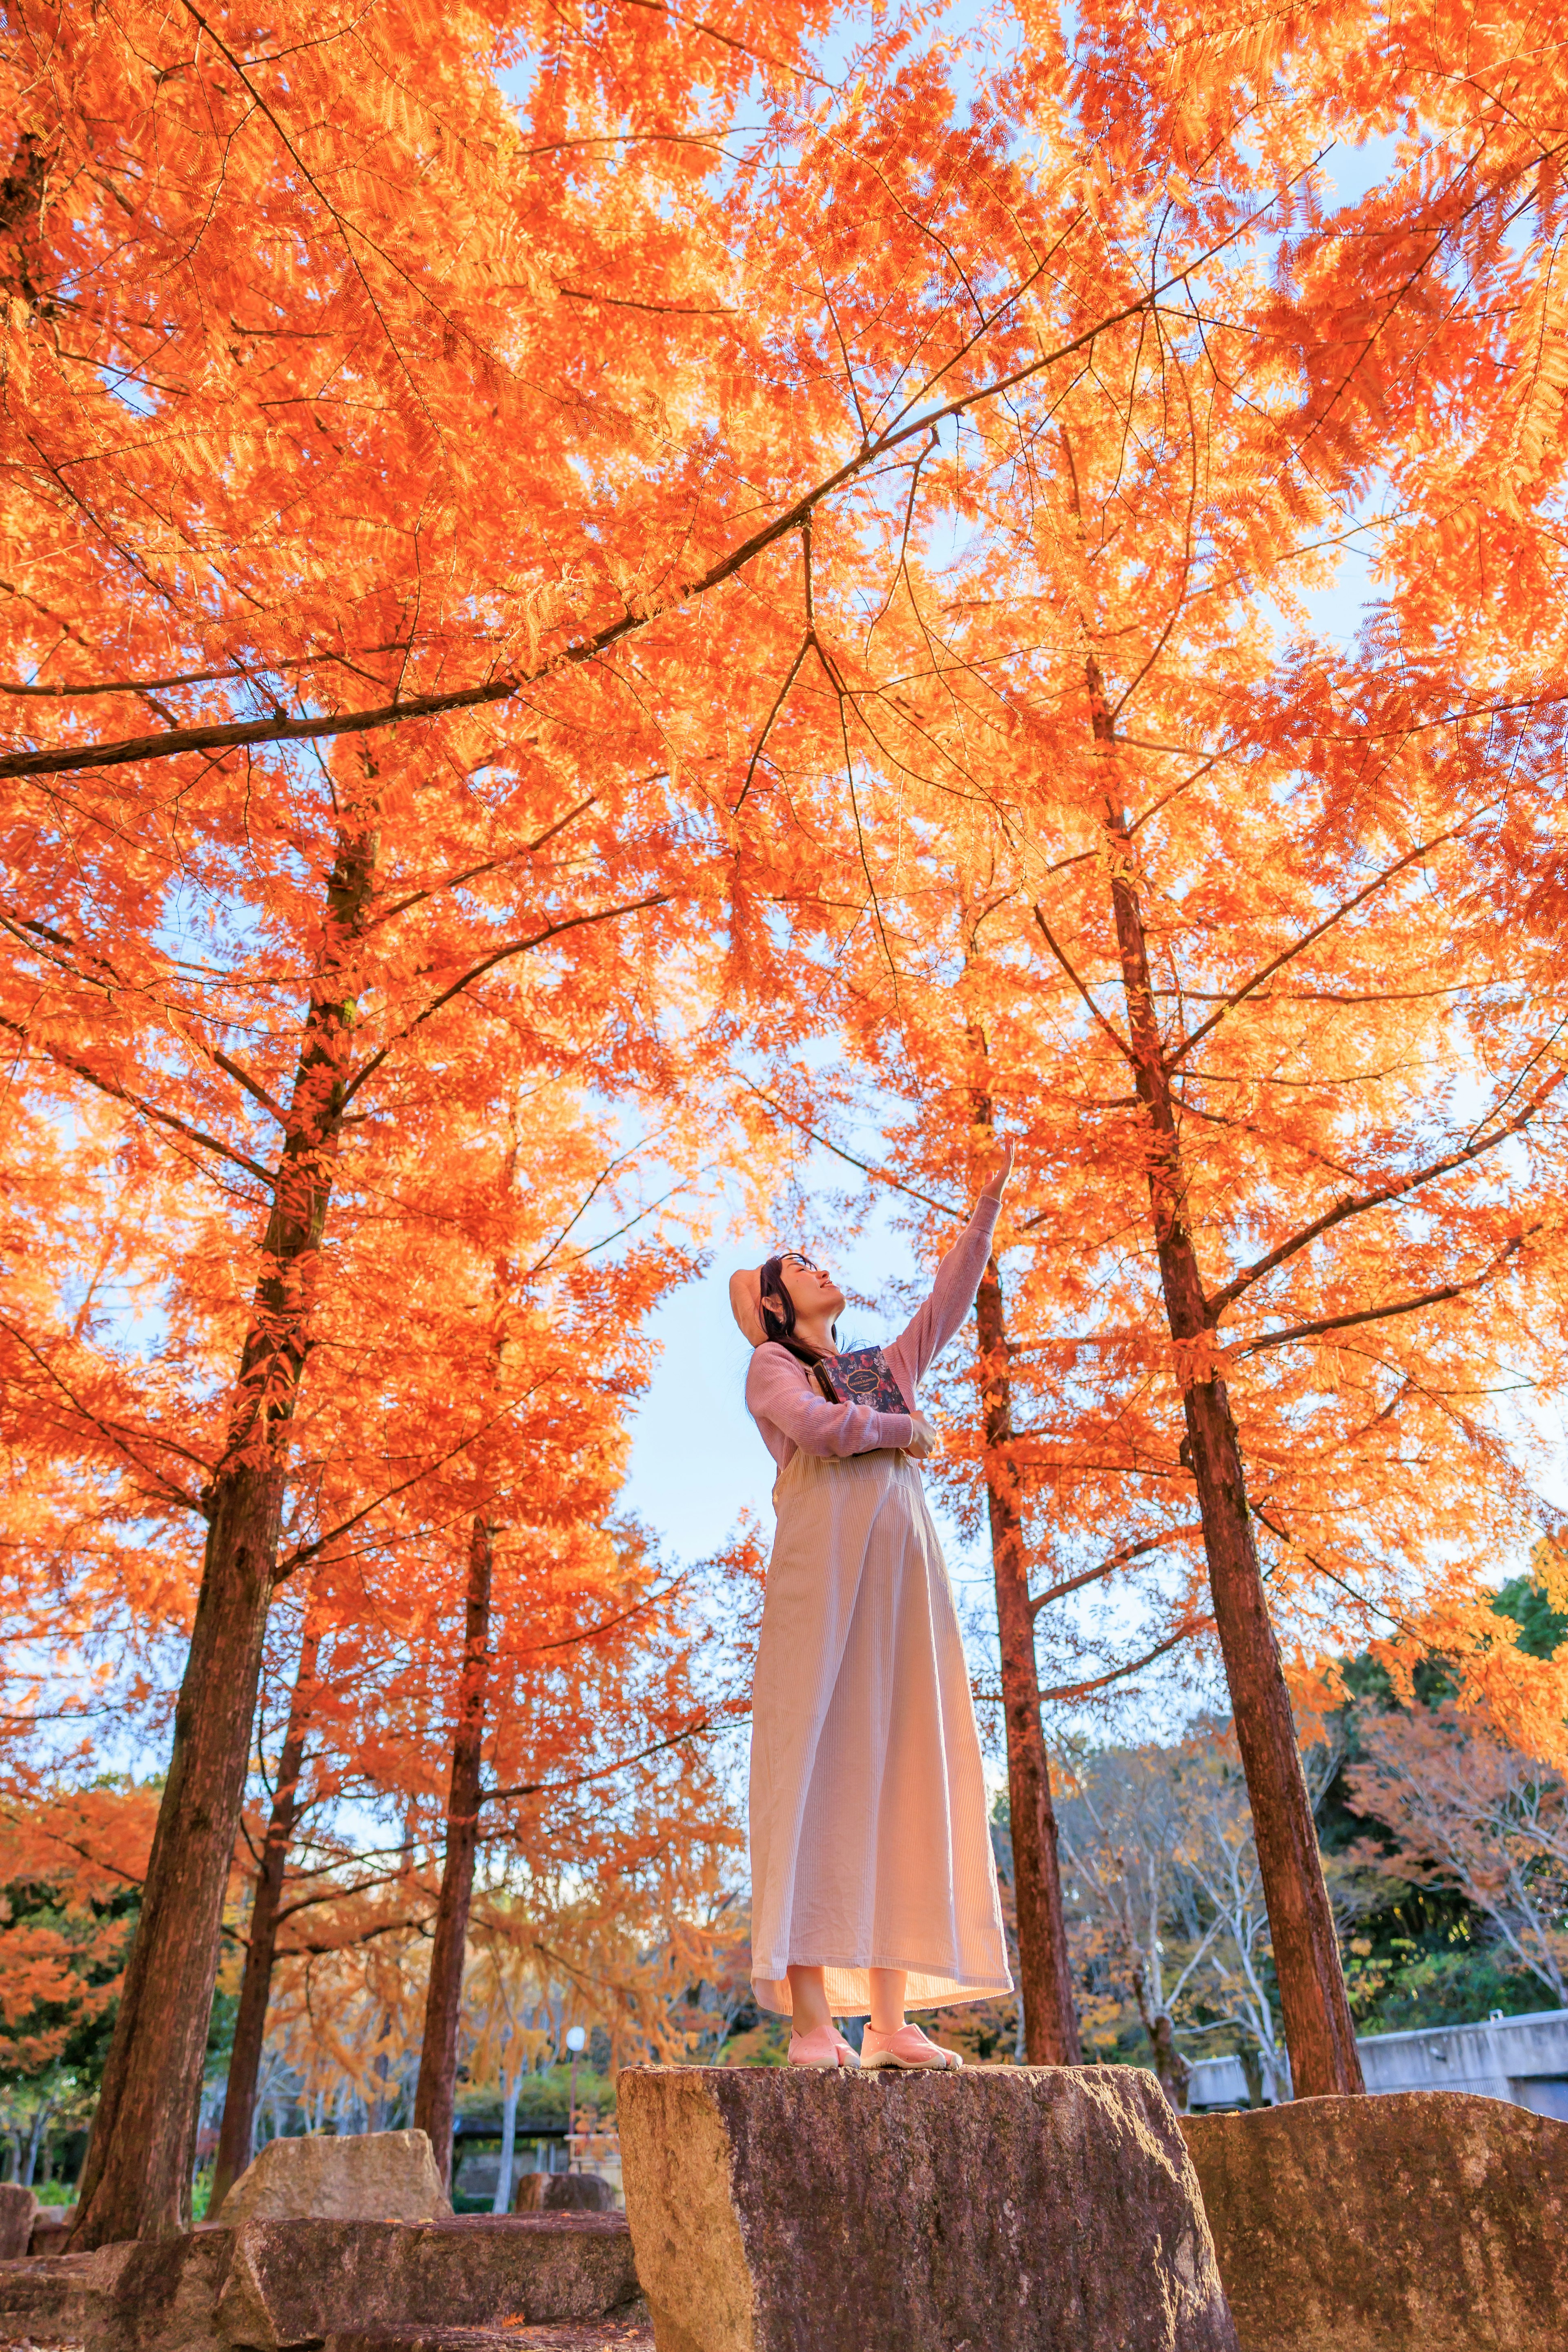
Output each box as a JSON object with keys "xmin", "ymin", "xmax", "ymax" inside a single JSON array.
[{"xmin": 727, "ymin": 1142, "xmax": 1015, "ymax": 2069}]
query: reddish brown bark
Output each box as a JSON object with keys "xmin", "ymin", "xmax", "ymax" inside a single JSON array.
[
  {"xmin": 209, "ymin": 1604, "xmax": 324, "ymax": 2216},
  {"xmin": 1081, "ymin": 655, "xmax": 1363, "ymax": 2099},
  {"xmin": 413, "ymin": 1510, "xmax": 494, "ymax": 2187},
  {"xmin": 973, "ymin": 1249, "xmax": 1083, "ymax": 2065},
  {"xmin": 69, "ymin": 827, "xmax": 380, "ymax": 2247}
]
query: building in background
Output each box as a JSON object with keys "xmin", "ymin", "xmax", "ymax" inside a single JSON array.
[{"xmin": 1188, "ymin": 2008, "xmax": 1568, "ymax": 2116}]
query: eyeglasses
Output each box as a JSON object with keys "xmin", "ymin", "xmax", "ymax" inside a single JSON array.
[{"xmin": 776, "ymin": 1251, "xmax": 823, "ymax": 1274}]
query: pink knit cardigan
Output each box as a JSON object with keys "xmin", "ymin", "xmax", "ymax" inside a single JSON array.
[{"xmin": 742, "ymin": 1193, "xmax": 1001, "ymax": 1477}]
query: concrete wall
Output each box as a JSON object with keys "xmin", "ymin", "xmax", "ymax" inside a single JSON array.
[{"xmin": 1187, "ymin": 2006, "xmax": 1568, "ymax": 2116}]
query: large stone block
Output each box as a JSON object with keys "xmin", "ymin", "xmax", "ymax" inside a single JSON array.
[
  {"xmin": 216, "ymin": 2131, "xmax": 451, "ymax": 2225},
  {"xmin": 0, "ymin": 2245, "xmax": 134, "ymax": 2345},
  {"xmin": 77, "ymin": 2216, "xmax": 641, "ymax": 2352},
  {"xmin": 217, "ymin": 2217, "xmax": 639, "ymax": 2348},
  {"xmin": 1181, "ymin": 2090, "xmax": 1568, "ymax": 2352},
  {"xmin": 30, "ymin": 2203, "xmax": 77, "ymax": 2258},
  {"xmin": 514, "ymin": 2176, "xmax": 616, "ymax": 2215},
  {"xmin": 329, "ymin": 2320, "xmax": 652, "ymax": 2351},
  {"xmin": 0, "ymin": 2185, "xmax": 37, "ymax": 2261},
  {"xmin": 92, "ymin": 2230, "xmax": 239, "ymax": 2352},
  {"xmin": 619, "ymin": 2063, "xmax": 1237, "ymax": 2352}
]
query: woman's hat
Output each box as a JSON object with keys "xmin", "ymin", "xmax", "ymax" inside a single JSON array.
[{"xmin": 728, "ymin": 1265, "xmax": 767, "ymax": 1348}]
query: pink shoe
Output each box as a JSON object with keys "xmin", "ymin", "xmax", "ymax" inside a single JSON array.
[
  {"xmin": 788, "ymin": 2022, "xmax": 861, "ymax": 2068},
  {"xmin": 861, "ymin": 2022, "xmax": 962, "ymax": 2071}
]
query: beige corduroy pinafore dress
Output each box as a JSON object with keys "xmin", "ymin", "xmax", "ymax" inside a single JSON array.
[{"xmin": 743, "ymin": 1202, "xmax": 1012, "ymax": 2018}]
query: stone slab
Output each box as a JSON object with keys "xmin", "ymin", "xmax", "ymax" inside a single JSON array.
[
  {"xmin": 329, "ymin": 2319, "xmax": 652, "ymax": 2352},
  {"xmin": 514, "ymin": 2178, "xmax": 616, "ymax": 2215},
  {"xmin": 619, "ymin": 2062, "xmax": 1238, "ymax": 2352},
  {"xmin": 220, "ymin": 2217, "xmax": 639, "ymax": 2347},
  {"xmin": 78, "ymin": 2216, "xmax": 640, "ymax": 2352},
  {"xmin": 217, "ymin": 2133, "xmax": 450, "ymax": 2226},
  {"xmin": 1181, "ymin": 2090, "xmax": 1568, "ymax": 2352},
  {"xmin": 90, "ymin": 2231, "xmax": 238, "ymax": 2352},
  {"xmin": 29, "ymin": 2209, "xmax": 76, "ymax": 2261},
  {"xmin": 0, "ymin": 2191, "xmax": 37, "ymax": 2264},
  {"xmin": 0, "ymin": 2247, "xmax": 132, "ymax": 2346}
]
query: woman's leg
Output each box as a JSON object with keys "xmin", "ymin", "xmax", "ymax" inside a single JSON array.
[
  {"xmin": 862, "ymin": 1973, "xmax": 960, "ymax": 2069},
  {"xmin": 787, "ymin": 1965, "xmax": 833, "ymax": 2036},
  {"xmin": 868, "ymin": 1968, "xmax": 906, "ymax": 2034}
]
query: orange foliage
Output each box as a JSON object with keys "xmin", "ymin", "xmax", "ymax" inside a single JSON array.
[
  {"xmin": 1346, "ymin": 1702, "xmax": 1568, "ymax": 2006},
  {"xmin": 2, "ymin": 0, "xmax": 1568, "ymax": 2181},
  {"xmin": 0, "ymin": 1785, "xmax": 158, "ymax": 2074}
]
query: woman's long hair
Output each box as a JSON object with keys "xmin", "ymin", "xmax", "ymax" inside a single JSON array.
[{"xmin": 758, "ymin": 1255, "xmax": 841, "ymax": 1402}]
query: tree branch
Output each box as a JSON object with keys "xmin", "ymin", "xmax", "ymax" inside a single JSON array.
[
  {"xmin": 0, "ymin": 192, "xmax": 1323, "ymax": 784},
  {"xmin": 1167, "ymin": 823, "xmax": 1477, "ymax": 1071},
  {"xmin": 481, "ymin": 1713, "xmax": 722, "ymax": 1807},
  {"xmin": 0, "ymin": 910, "xmax": 285, "ymax": 1122},
  {"xmin": 1036, "ymin": 1619, "xmax": 1203, "ymax": 1703},
  {"xmin": 271, "ymin": 1376, "xmax": 557, "ymax": 1579},
  {"xmin": 366, "ymin": 791, "xmax": 605, "ymax": 931},
  {"xmin": 1032, "ymin": 904, "xmax": 1138, "ymax": 1067},
  {"xmin": 0, "ymin": 1017, "xmax": 274, "ymax": 1182},
  {"xmin": 1029, "ymin": 1523, "xmax": 1205, "ymax": 1617},
  {"xmin": 343, "ymin": 893, "xmax": 668, "ymax": 1103},
  {"xmin": 0, "ymin": 642, "xmax": 411, "ymax": 698},
  {"xmin": 738, "ymin": 1077, "xmax": 965, "ymax": 1220},
  {"xmin": 1207, "ymin": 1069, "xmax": 1561, "ymax": 1320},
  {"xmin": 1232, "ymin": 1235, "xmax": 1529, "ymax": 1358}
]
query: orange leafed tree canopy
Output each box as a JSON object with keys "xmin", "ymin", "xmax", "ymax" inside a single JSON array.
[{"xmin": 2, "ymin": 0, "xmax": 1568, "ymax": 2225}]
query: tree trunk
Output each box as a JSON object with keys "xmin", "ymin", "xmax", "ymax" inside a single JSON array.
[
  {"xmin": 413, "ymin": 1511, "xmax": 494, "ymax": 2188},
  {"xmin": 1145, "ymin": 2009, "xmax": 1192, "ymax": 2112},
  {"xmin": 209, "ymin": 1603, "xmax": 324, "ymax": 2216},
  {"xmin": 492, "ymin": 2067, "xmax": 521, "ymax": 2214},
  {"xmin": 20, "ymin": 2097, "xmax": 53, "ymax": 2187},
  {"xmin": 972, "ymin": 1252, "xmax": 1082, "ymax": 2065},
  {"xmin": 1082, "ymin": 654, "xmax": 1363, "ymax": 2098},
  {"xmin": 1238, "ymin": 2044, "xmax": 1265, "ymax": 2109},
  {"xmin": 69, "ymin": 826, "xmax": 380, "ymax": 2247}
]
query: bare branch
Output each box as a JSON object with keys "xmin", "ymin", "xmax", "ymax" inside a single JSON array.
[
  {"xmin": 1036, "ymin": 1619, "xmax": 1203, "ymax": 1703},
  {"xmin": 1029, "ymin": 1523, "xmax": 1205, "ymax": 1617}
]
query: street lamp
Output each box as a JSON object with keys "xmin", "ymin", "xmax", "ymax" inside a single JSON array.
[{"xmin": 565, "ymin": 2026, "xmax": 586, "ymax": 2172}]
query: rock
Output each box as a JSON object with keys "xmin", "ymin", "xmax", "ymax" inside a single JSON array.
[
  {"xmin": 218, "ymin": 2217, "xmax": 639, "ymax": 2348},
  {"xmin": 216, "ymin": 2132, "xmax": 450, "ymax": 2226},
  {"xmin": 91, "ymin": 2231, "xmax": 238, "ymax": 2352},
  {"xmin": 1180, "ymin": 2090, "xmax": 1568, "ymax": 2351},
  {"xmin": 29, "ymin": 2206, "xmax": 77, "ymax": 2259},
  {"xmin": 79, "ymin": 2216, "xmax": 641, "ymax": 2352},
  {"xmin": 328, "ymin": 2318, "xmax": 652, "ymax": 2352},
  {"xmin": 513, "ymin": 2177, "xmax": 615, "ymax": 2215},
  {"xmin": 619, "ymin": 2062, "xmax": 1237, "ymax": 2352},
  {"xmin": 0, "ymin": 2187, "xmax": 37, "ymax": 2262},
  {"xmin": 0, "ymin": 2245, "xmax": 133, "ymax": 2346}
]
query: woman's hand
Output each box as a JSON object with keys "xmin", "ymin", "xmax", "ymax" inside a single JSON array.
[
  {"xmin": 905, "ymin": 1413, "xmax": 942, "ymax": 1461},
  {"xmin": 980, "ymin": 1135, "xmax": 1015, "ymax": 1200}
]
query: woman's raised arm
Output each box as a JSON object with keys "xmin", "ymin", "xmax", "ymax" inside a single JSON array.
[{"xmin": 885, "ymin": 1143, "xmax": 1014, "ymax": 1399}]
